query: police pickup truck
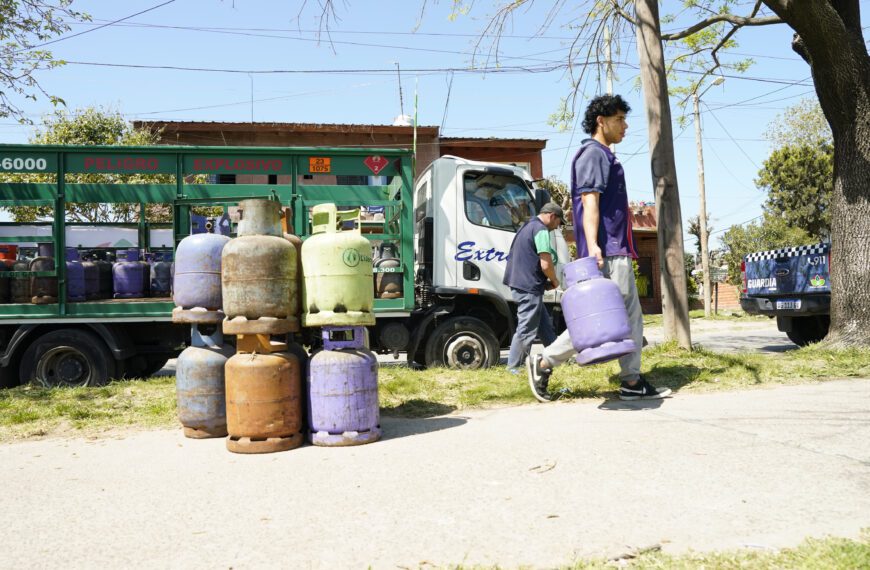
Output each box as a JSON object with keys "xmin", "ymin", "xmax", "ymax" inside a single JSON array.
[{"xmin": 740, "ymin": 243, "xmax": 830, "ymax": 346}]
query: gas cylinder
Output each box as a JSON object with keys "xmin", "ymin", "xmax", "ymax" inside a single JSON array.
[
  {"xmin": 308, "ymin": 326, "xmax": 381, "ymax": 446},
  {"xmin": 91, "ymin": 251, "xmax": 114, "ymax": 299},
  {"xmin": 302, "ymin": 204, "xmax": 375, "ymax": 327},
  {"xmin": 140, "ymin": 253, "xmax": 151, "ymax": 298},
  {"xmin": 561, "ymin": 256, "xmax": 637, "ymax": 365},
  {"xmin": 80, "ymin": 253, "xmax": 100, "ymax": 300},
  {"xmin": 0, "ymin": 245, "xmax": 17, "ymax": 262},
  {"xmin": 225, "ymin": 350, "xmax": 303, "ymax": 454},
  {"xmin": 0, "ymin": 262, "xmax": 9, "ymax": 303},
  {"xmin": 150, "ymin": 252, "xmax": 172, "ymax": 297},
  {"xmin": 173, "ymin": 221, "xmax": 230, "ymax": 323},
  {"xmin": 175, "ymin": 325, "xmax": 234, "ymax": 438},
  {"xmin": 64, "ymin": 248, "xmax": 86, "ymax": 302},
  {"xmin": 10, "ymin": 256, "xmax": 31, "ymax": 303},
  {"xmin": 113, "ymin": 248, "xmax": 146, "ymax": 298},
  {"xmin": 30, "ymin": 243, "xmax": 57, "ymax": 304},
  {"xmin": 222, "ymin": 199, "xmax": 298, "ymax": 334},
  {"xmin": 373, "ymin": 242, "xmax": 402, "ymax": 299}
]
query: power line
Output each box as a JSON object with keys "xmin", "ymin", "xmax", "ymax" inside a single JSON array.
[{"xmin": 18, "ymin": 1, "xmax": 176, "ymax": 53}]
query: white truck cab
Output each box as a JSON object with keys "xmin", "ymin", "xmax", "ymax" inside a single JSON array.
[{"xmin": 398, "ymin": 156, "xmax": 569, "ymax": 368}]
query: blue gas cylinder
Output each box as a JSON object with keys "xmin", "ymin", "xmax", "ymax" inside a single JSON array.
[
  {"xmin": 65, "ymin": 248, "xmax": 86, "ymax": 302},
  {"xmin": 150, "ymin": 252, "xmax": 172, "ymax": 297},
  {"xmin": 176, "ymin": 325, "xmax": 234, "ymax": 438},
  {"xmin": 113, "ymin": 248, "xmax": 146, "ymax": 298},
  {"xmin": 561, "ymin": 256, "xmax": 637, "ymax": 365},
  {"xmin": 173, "ymin": 223, "xmax": 230, "ymax": 321},
  {"xmin": 307, "ymin": 326, "xmax": 381, "ymax": 446}
]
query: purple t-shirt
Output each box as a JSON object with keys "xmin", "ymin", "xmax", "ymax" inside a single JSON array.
[{"xmin": 570, "ymin": 139, "xmax": 637, "ymax": 259}]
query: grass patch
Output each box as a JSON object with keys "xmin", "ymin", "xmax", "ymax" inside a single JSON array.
[
  {"xmin": 0, "ymin": 376, "xmax": 177, "ymax": 441},
  {"xmin": 378, "ymin": 343, "xmax": 870, "ymax": 415},
  {"xmin": 643, "ymin": 310, "xmax": 768, "ymax": 327},
  {"xmin": 1, "ymin": 344, "xmax": 868, "ymax": 442},
  {"xmin": 565, "ymin": 530, "xmax": 870, "ymax": 569}
]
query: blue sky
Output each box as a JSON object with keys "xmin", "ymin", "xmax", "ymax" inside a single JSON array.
[{"xmin": 2, "ymin": 1, "xmax": 865, "ymax": 250}]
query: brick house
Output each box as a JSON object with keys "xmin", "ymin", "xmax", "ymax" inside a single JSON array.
[{"xmin": 132, "ymin": 121, "xmax": 546, "ymax": 180}]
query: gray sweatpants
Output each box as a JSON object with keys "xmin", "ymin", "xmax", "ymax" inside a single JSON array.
[{"xmin": 541, "ymin": 255, "xmax": 643, "ymax": 381}]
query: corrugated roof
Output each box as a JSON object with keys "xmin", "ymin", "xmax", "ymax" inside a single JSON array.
[{"xmin": 133, "ymin": 120, "xmax": 441, "ymax": 134}]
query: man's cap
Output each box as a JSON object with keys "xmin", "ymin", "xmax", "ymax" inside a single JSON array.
[{"xmin": 539, "ymin": 202, "xmax": 565, "ymax": 221}]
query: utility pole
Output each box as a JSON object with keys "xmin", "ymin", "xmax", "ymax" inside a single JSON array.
[{"xmin": 692, "ymin": 77, "xmax": 724, "ymax": 318}]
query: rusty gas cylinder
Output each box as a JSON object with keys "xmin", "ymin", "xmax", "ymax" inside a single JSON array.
[
  {"xmin": 222, "ymin": 199, "xmax": 299, "ymax": 335},
  {"xmin": 225, "ymin": 350, "xmax": 303, "ymax": 454}
]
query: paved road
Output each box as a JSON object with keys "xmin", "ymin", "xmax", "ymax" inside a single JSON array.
[{"xmin": 1, "ymin": 379, "xmax": 868, "ymax": 568}]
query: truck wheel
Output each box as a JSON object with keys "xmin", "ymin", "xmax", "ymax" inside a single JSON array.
[
  {"xmin": 786, "ymin": 315, "xmax": 830, "ymax": 346},
  {"xmin": 19, "ymin": 329, "xmax": 115, "ymax": 388},
  {"xmin": 424, "ymin": 316, "xmax": 500, "ymax": 370}
]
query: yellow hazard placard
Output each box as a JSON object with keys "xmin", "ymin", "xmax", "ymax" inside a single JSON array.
[{"xmin": 309, "ymin": 157, "xmax": 331, "ymax": 173}]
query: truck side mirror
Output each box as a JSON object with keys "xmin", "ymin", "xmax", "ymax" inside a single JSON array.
[{"xmin": 534, "ymin": 187, "xmax": 551, "ymax": 211}]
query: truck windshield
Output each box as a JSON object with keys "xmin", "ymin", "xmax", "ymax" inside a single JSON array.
[{"xmin": 463, "ymin": 171, "xmax": 535, "ymax": 231}]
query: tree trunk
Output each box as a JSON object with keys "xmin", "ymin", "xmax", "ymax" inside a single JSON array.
[
  {"xmin": 635, "ymin": 0, "xmax": 692, "ymax": 348},
  {"xmin": 762, "ymin": 0, "xmax": 870, "ymax": 346}
]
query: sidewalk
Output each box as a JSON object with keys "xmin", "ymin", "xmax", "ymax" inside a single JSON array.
[{"xmin": 1, "ymin": 379, "xmax": 868, "ymax": 569}]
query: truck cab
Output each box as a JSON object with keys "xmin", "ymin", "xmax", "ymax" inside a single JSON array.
[{"xmin": 402, "ymin": 156, "xmax": 569, "ymax": 368}]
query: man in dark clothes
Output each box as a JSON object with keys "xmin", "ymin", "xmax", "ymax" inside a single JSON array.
[
  {"xmin": 527, "ymin": 94, "xmax": 671, "ymax": 401},
  {"xmin": 503, "ymin": 202, "xmax": 564, "ymax": 401}
]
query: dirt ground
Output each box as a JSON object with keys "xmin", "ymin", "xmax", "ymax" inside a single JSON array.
[{"xmin": 1, "ymin": 377, "xmax": 868, "ymax": 569}]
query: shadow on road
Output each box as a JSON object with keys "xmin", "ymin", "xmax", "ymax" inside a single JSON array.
[
  {"xmin": 380, "ymin": 415, "xmax": 468, "ymax": 441},
  {"xmin": 597, "ymin": 398, "xmax": 666, "ymax": 411},
  {"xmin": 379, "ymin": 400, "xmax": 467, "ymax": 440}
]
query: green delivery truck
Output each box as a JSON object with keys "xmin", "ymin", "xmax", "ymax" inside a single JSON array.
[{"xmin": 0, "ymin": 143, "xmax": 565, "ymax": 388}]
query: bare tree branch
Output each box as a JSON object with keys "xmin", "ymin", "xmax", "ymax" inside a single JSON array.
[
  {"xmin": 608, "ymin": 0, "xmax": 636, "ymax": 27},
  {"xmin": 661, "ymin": 13, "xmax": 781, "ymax": 41}
]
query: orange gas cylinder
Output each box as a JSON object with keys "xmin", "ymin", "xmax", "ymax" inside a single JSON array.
[{"xmin": 225, "ymin": 350, "xmax": 303, "ymax": 454}]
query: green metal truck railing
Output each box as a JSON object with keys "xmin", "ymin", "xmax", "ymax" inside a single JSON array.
[{"xmin": 0, "ymin": 143, "xmax": 415, "ymax": 319}]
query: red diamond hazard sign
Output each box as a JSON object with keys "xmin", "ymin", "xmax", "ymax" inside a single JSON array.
[{"xmin": 364, "ymin": 155, "xmax": 389, "ymax": 175}]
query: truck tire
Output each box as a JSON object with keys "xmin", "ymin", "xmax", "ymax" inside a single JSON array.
[
  {"xmin": 785, "ymin": 315, "xmax": 830, "ymax": 346},
  {"xmin": 19, "ymin": 329, "xmax": 116, "ymax": 388},
  {"xmin": 424, "ymin": 316, "xmax": 500, "ymax": 370}
]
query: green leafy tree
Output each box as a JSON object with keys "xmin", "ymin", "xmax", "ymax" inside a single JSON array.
[
  {"xmin": 0, "ymin": 1, "xmax": 90, "ymax": 122},
  {"xmin": 765, "ymin": 97, "xmax": 831, "ymax": 148},
  {"xmin": 756, "ymin": 143, "xmax": 833, "ymax": 240},
  {"xmin": 2, "ymin": 107, "xmax": 175, "ymax": 223},
  {"xmin": 720, "ymin": 214, "xmax": 815, "ymax": 285}
]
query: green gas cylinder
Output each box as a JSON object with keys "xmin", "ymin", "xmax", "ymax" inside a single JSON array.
[{"xmin": 302, "ymin": 203, "xmax": 375, "ymax": 327}]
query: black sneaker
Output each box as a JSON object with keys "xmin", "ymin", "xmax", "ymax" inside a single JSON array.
[
  {"xmin": 619, "ymin": 377, "xmax": 672, "ymax": 401},
  {"xmin": 527, "ymin": 354, "xmax": 559, "ymax": 402}
]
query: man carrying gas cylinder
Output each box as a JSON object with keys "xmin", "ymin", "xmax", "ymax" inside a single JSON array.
[
  {"xmin": 526, "ymin": 94, "xmax": 672, "ymax": 403},
  {"xmin": 502, "ymin": 201, "xmax": 564, "ymax": 399}
]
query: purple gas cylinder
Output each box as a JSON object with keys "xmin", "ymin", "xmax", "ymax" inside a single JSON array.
[
  {"xmin": 65, "ymin": 248, "xmax": 86, "ymax": 302},
  {"xmin": 80, "ymin": 253, "xmax": 100, "ymax": 300},
  {"xmin": 172, "ymin": 221, "xmax": 230, "ymax": 323},
  {"xmin": 307, "ymin": 326, "xmax": 381, "ymax": 446},
  {"xmin": 561, "ymin": 256, "xmax": 638, "ymax": 365},
  {"xmin": 150, "ymin": 252, "xmax": 172, "ymax": 297},
  {"xmin": 113, "ymin": 248, "xmax": 146, "ymax": 298}
]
